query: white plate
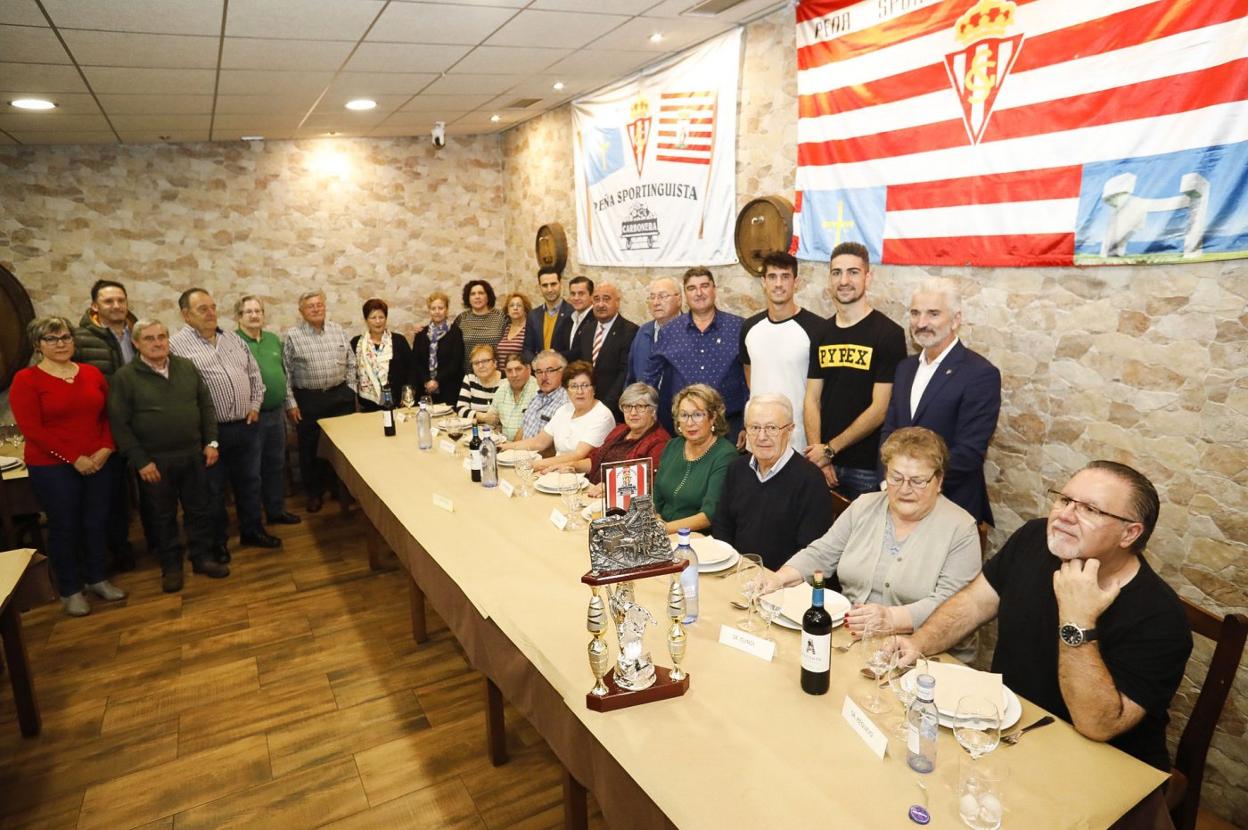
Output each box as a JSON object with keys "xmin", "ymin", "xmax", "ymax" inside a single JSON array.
[
  {"xmin": 0, "ymin": 455, "xmax": 21, "ymax": 470},
  {"xmin": 534, "ymin": 473, "xmax": 589, "ymax": 494},
  {"xmin": 699, "ymin": 549, "xmax": 740, "ymax": 574},
  {"xmin": 498, "ymin": 449, "xmax": 540, "ymax": 467},
  {"xmin": 429, "ymin": 404, "xmax": 453, "ymax": 417},
  {"xmin": 672, "ymin": 536, "xmax": 735, "ymax": 568},
  {"xmin": 761, "ymin": 586, "xmax": 850, "ymax": 630},
  {"xmin": 900, "ymin": 669, "xmax": 1022, "ymax": 730}
]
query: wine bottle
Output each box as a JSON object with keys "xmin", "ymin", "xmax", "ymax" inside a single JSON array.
[
  {"xmin": 800, "ymin": 570, "xmax": 832, "ymax": 695},
  {"xmin": 381, "ymin": 384, "xmax": 396, "ymax": 437},
  {"xmin": 468, "ymin": 425, "xmax": 482, "ymax": 483}
]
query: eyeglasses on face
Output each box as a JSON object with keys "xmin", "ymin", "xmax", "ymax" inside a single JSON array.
[
  {"xmin": 621, "ymin": 403, "xmax": 654, "ymax": 414},
  {"xmin": 533, "ymin": 367, "xmax": 562, "ymax": 376},
  {"xmin": 745, "ymin": 423, "xmax": 792, "ymax": 437},
  {"xmin": 677, "ymin": 410, "xmax": 708, "ymax": 423},
  {"xmin": 886, "ymin": 471, "xmax": 936, "ymax": 490},
  {"xmin": 647, "ymin": 292, "xmax": 675, "ymax": 301},
  {"xmin": 567, "ymin": 382, "xmax": 593, "ymax": 392},
  {"xmin": 40, "ymin": 334, "xmax": 74, "ymax": 344},
  {"xmin": 1048, "ymin": 490, "xmax": 1137, "ymax": 524},
  {"xmin": 471, "ymin": 359, "xmax": 495, "ymax": 367}
]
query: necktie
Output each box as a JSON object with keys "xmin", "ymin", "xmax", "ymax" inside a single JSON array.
[{"xmin": 591, "ymin": 323, "xmax": 606, "ymax": 365}]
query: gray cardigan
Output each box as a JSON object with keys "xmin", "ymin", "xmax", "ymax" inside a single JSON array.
[{"xmin": 785, "ymin": 490, "xmax": 981, "ymax": 660}]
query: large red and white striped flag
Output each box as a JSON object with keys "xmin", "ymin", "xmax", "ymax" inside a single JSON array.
[{"xmin": 793, "ymin": 0, "xmax": 1248, "ymax": 267}]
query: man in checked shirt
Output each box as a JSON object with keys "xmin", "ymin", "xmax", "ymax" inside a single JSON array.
[
  {"xmin": 171, "ymin": 288, "xmax": 282, "ymax": 561},
  {"xmin": 283, "ymin": 290, "xmax": 357, "ymax": 513}
]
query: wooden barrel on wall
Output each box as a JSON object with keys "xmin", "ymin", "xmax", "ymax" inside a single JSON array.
[
  {"xmin": 734, "ymin": 196, "xmax": 794, "ymax": 277},
  {"xmin": 0, "ymin": 265, "xmax": 35, "ymax": 393},
  {"xmin": 534, "ymin": 223, "xmax": 568, "ymax": 276}
]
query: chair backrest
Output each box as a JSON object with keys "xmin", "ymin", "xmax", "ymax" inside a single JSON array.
[
  {"xmin": 1171, "ymin": 598, "xmax": 1248, "ymax": 830},
  {"xmin": 977, "ymin": 522, "xmax": 990, "ymax": 557},
  {"xmin": 829, "ymin": 490, "xmax": 852, "ymax": 522}
]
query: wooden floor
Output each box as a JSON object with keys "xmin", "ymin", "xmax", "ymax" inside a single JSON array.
[{"xmin": 0, "ymin": 501, "xmax": 606, "ymax": 830}]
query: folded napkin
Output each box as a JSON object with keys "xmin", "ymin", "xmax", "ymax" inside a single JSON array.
[{"xmin": 922, "ymin": 661, "xmax": 1005, "ymax": 714}]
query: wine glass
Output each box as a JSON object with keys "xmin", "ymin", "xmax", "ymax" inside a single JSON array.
[
  {"xmin": 756, "ymin": 583, "xmax": 783, "ymax": 652},
  {"xmin": 889, "ymin": 650, "xmax": 928, "ymax": 739},
  {"xmin": 514, "ymin": 457, "xmax": 535, "ymax": 497},
  {"xmin": 859, "ymin": 620, "xmax": 895, "ymax": 714},
  {"xmin": 954, "ymin": 695, "xmax": 1002, "ymax": 760},
  {"xmin": 400, "ymin": 385, "xmax": 416, "ymax": 411},
  {"xmin": 958, "ymin": 756, "xmax": 1007, "ymax": 830},
  {"xmin": 734, "ymin": 554, "xmax": 764, "ymax": 632},
  {"xmin": 560, "ymin": 470, "xmax": 584, "ymax": 530}
]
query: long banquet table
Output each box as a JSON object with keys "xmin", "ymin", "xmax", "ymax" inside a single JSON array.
[{"xmin": 320, "ymin": 412, "xmax": 1168, "ymax": 829}]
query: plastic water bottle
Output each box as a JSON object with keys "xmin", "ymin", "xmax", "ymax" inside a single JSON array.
[
  {"xmin": 480, "ymin": 425, "xmax": 498, "ymax": 488},
  {"xmin": 907, "ymin": 673, "xmax": 939, "ymax": 774},
  {"xmin": 416, "ymin": 402, "xmax": 432, "ymax": 450},
  {"xmin": 674, "ymin": 528, "xmax": 699, "ymax": 623}
]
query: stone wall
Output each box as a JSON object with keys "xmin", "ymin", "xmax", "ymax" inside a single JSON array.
[
  {"xmin": 501, "ymin": 8, "xmax": 1248, "ymax": 822},
  {"xmin": 0, "ymin": 135, "xmax": 507, "ymax": 337}
]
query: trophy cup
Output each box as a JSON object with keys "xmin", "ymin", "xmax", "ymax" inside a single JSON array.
[{"xmin": 581, "ymin": 490, "xmax": 691, "ymax": 712}]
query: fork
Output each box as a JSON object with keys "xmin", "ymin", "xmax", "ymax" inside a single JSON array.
[{"xmin": 1001, "ymin": 715, "xmax": 1055, "ymax": 745}]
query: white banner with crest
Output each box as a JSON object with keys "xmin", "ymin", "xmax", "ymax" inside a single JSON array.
[{"xmin": 572, "ymin": 28, "xmax": 742, "ymax": 267}]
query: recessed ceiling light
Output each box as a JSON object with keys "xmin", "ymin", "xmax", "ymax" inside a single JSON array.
[
  {"xmin": 240, "ymin": 135, "xmax": 264, "ymax": 141},
  {"xmin": 345, "ymin": 99, "xmax": 376, "ymax": 111},
  {"xmin": 553, "ymin": 81, "xmax": 565, "ymax": 91},
  {"xmin": 11, "ymin": 98, "xmax": 56, "ymax": 110},
  {"xmin": 649, "ymin": 32, "xmax": 664, "ymax": 43},
  {"xmin": 490, "ymin": 114, "xmax": 501, "ymax": 123}
]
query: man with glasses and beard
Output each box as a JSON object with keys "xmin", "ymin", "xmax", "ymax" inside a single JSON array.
[
  {"xmin": 881, "ymin": 277, "xmax": 1000, "ymax": 524},
  {"xmin": 893, "ymin": 461, "xmax": 1191, "ymax": 773}
]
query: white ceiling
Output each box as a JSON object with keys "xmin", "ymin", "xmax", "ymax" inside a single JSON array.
[{"xmin": 0, "ymin": 0, "xmax": 784, "ymax": 146}]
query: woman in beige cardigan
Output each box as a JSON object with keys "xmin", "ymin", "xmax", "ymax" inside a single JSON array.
[{"xmin": 769, "ymin": 426, "xmax": 981, "ymax": 661}]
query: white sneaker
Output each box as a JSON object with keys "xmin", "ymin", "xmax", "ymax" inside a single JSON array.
[
  {"xmin": 61, "ymin": 592, "xmax": 91, "ymax": 617},
  {"xmin": 87, "ymin": 580, "xmax": 127, "ymax": 601}
]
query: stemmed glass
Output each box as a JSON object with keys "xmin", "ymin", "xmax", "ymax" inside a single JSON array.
[
  {"xmin": 756, "ymin": 584, "xmax": 783, "ymax": 652},
  {"xmin": 400, "ymin": 385, "xmax": 416, "ymax": 411},
  {"xmin": 560, "ymin": 470, "xmax": 584, "ymax": 530},
  {"xmin": 954, "ymin": 695, "xmax": 1001, "ymax": 760},
  {"xmin": 735, "ymin": 554, "xmax": 764, "ymax": 632},
  {"xmin": 889, "ymin": 650, "xmax": 928, "ymax": 739},
  {"xmin": 859, "ymin": 620, "xmax": 895, "ymax": 714},
  {"xmin": 514, "ymin": 457, "xmax": 535, "ymax": 497}
]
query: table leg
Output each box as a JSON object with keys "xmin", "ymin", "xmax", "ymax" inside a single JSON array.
[
  {"xmin": 0, "ymin": 603, "xmax": 41, "ymax": 737},
  {"xmin": 562, "ymin": 766, "xmax": 588, "ymax": 830},
  {"xmin": 484, "ymin": 677, "xmax": 509, "ymax": 766},
  {"xmin": 366, "ymin": 525, "xmax": 396, "ymax": 572},
  {"xmin": 408, "ymin": 577, "xmax": 428, "ymax": 644}
]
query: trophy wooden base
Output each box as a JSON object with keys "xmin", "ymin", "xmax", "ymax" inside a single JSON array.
[
  {"xmin": 581, "ymin": 559, "xmax": 687, "ymax": 587},
  {"xmin": 585, "ymin": 666, "xmax": 689, "ymax": 712}
]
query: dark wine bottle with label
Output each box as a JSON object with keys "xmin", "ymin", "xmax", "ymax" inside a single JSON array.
[
  {"xmin": 468, "ymin": 425, "xmax": 482, "ymax": 483},
  {"xmin": 381, "ymin": 384, "xmax": 396, "ymax": 437},
  {"xmin": 800, "ymin": 570, "xmax": 832, "ymax": 695}
]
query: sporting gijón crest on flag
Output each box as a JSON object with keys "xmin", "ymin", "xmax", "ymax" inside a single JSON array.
[{"xmin": 792, "ymin": 0, "xmax": 1248, "ymax": 267}]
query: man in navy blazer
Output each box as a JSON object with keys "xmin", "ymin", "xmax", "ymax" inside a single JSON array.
[
  {"xmin": 522, "ymin": 271, "xmax": 573, "ymax": 361},
  {"xmin": 881, "ymin": 278, "xmax": 1001, "ymax": 525},
  {"xmin": 571, "ymin": 282, "xmax": 638, "ymax": 421}
]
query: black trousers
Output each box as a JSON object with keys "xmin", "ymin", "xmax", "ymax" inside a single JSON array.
[
  {"xmin": 293, "ymin": 384, "xmax": 355, "ymax": 497},
  {"xmin": 136, "ymin": 451, "xmax": 214, "ymax": 572}
]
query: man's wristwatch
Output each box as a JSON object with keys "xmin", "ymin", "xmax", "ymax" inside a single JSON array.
[
  {"xmin": 207, "ymin": 441, "xmax": 220, "ymax": 449},
  {"xmin": 823, "ymin": 443, "xmax": 837, "ymax": 461},
  {"xmin": 1059, "ymin": 622, "xmax": 1098, "ymax": 647}
]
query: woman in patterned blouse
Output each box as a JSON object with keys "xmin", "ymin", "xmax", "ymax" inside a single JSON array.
[
  {"xmin": 350, "ymin": 298, "xmax": 412, "ymax": 412},
  {"xmin": 454, "ymin": 280, "xmax": 505, "ymax": 372},
  {"xmin": 495, "ymin": 292, "xmax": 530, "ymax": 369}
]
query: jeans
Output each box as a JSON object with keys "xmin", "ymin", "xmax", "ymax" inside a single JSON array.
[
  {"xmin": 293, "ymin": 384, "xmax": 355, "ymax": 498},
  {"xmin": 206, "ymin": 419, "xmax": 264, "ymax": 543},
  {"xmin": 137, "ymin": 451, "xmax": 214, "ymax": 572},
  {"xmin": 834, "ymin": 465, "xmax": 882, "ymax": 502},
  {"xmin": 27, "ymin": 456, "xmax": 116, "ymax": 597},
  {"xmin": 104, "ymin": 455, "xmax": 134, "ymax": 558},
  {"xmin": 258, "ymin": 408, "xmax": 288, "ymax": 520}
]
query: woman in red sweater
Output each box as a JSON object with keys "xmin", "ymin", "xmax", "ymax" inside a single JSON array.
[
  {"xmin": 10, "ymin": 316, "xmax": 127, "ymax": 616},
  {"xmin": 581, "ymin": 383, "xmax": 671, "ymax": 498}
]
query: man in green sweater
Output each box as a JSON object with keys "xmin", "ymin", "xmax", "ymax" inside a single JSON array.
[{"xmin": 107, "ymin": 319, "xmax": 229, "ymax": 592}]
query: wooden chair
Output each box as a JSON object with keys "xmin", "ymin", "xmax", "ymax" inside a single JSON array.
[
  {"xmin": 1167, "ymin": 598, "xmax": 1248, "ymax": 830},
  {"xmin": 829, "ymin": 489, "xmax": 851, "ymax": 522},
  {"xmin": 0, "ymin": 473, "xmax": 44, "ymax": 553}
]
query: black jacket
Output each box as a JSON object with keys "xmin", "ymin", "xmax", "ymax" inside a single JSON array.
[
  {"xmin": 412, "ymin": 324, "xmax": 465, "ymax": 407},
  {"xmin": 73, "ymin": 308, "xmax": 136, "ymax": 376}
]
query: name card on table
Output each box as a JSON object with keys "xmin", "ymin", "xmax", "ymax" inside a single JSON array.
[
  {"xmin": 549, "ymin": 508, "xmax": 568, "ymax": 531},
  {"xmin": 430, "ymin": 427, "xmax": 440, "ymax": 438},
  {"xmin": 718, "ymin": 625, "xmax": 776, "ymax": 662},
  {"xmin": 841, "ymin": 695, "xmax": 888, "ymax": 760},
  {"xmin": 432, "ymin": 494, "xmax": 455, "ymax": 512},
  {"xmin": 439, "ymin": 439, "xmax": 456, "ymax": 455},
  {"xmin": 498, "ymin": 480, "xmax": 515, "ymax": 498}
]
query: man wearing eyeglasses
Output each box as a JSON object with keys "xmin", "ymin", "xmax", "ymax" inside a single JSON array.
[
  {"xmin": 895, "ymin": 461, "xmax": 1191, "ymax": 772},
  {"xmin": 711, "ymin": 395, "xmax": 832, "ymax": 570},
  {"xmin": 516, "ymin": 350, "xmax": 570, "ymax": 440},
  {"xmin": 625, "ymin": 277, "xmax": 682, "ymax": 387}
]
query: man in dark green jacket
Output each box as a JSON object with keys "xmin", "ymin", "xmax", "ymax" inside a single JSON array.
[
  {"xmin": 72, "ymin": 278, "xmax": 139, "ymax": 571},
  {"xmin": 107, "ymin": 319, "xmax": 229, "ymax": 592}
]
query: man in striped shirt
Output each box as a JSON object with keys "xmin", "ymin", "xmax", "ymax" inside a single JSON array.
[
  {"xmin": 283, "ymin": 290, "xmax": 357, "ymax": 513},
  {"xmin": 170, "ymin": 288, "xmax": 281, "ymax": 561}
]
